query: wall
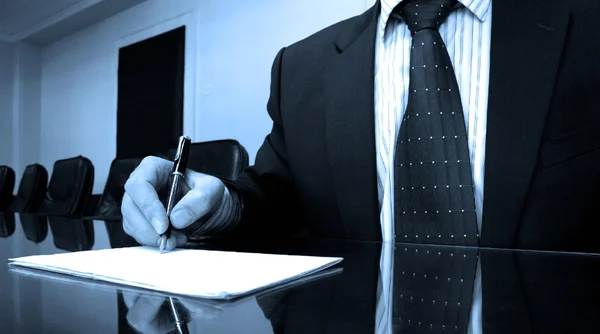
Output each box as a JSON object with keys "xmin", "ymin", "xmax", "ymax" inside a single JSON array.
[
  {"xmin": 0, "ymin": 42, "xmax": 14, "ymax": 168},
  {"xmin": 40, "ymin": 0, "xmax": 371, "ymax": 194},
  {"xmin": 0, "ymin": 41, "xmax": 42, "ymax": 187},
  {"xmin": 13, "ymin": 43, "xmax": 42, "ymax": 180},
  {"xmin": 193, "ymin": 0, "xmax": 372, "ymax": 164},
  {"xmin": 0, "ymin": 33, "xmax": 15, "ymax": 322}
]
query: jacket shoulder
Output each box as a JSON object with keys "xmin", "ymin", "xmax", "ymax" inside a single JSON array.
[
  {"xmin": 288, "ymin": 13, "xmax": 367, "ymax": 52},
  {"xmin": 279, "ymin": 5, "xmax": 378, "ymax": 72}
]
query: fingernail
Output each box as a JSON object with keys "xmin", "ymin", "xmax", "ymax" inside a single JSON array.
[
  {"xmin": 152, "ymin": 217, "xmax": 164, "ymax": 233},
  {"xmin": 167, "ymin": 238, "xmax": 176, "ymax": 250},
  {"xmin": 171, "ymin": 209, "xmax": 191, "ymax": 228},
  {"xmin": 158, "ymin": 236, "xmax": 168, "ymax": 253}
]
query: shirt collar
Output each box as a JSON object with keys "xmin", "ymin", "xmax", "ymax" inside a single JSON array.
[{"xmin": 379, "ymin": 0, "xmax": 492, "ymax": 39}]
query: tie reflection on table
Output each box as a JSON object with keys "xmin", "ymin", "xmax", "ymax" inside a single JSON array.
[
  {"xmin": 381, "ymin": 244, "xmax": 600, "ymax": 334},
  {"xmin": 376, "ymin": 243, "xmax": 481, "ymax": 334}
]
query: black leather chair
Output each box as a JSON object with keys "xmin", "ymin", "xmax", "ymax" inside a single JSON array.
[
  {"xmin": 19, "ymin": 213, "xmax": 48, "ymax": 243},
  {"xmin": 39, "ymin": 156, "xmax": 94, "ymax": 217},
  {"xmin": 10, "ymin": 164, "xmax": 48, "ymax": 213},
  {"xmin": 84, "ymin": 155, "xmax": 146, "ymax": 220},
  {"xmin": 0, "ymin": 166, "xmax": 16, "ymax": 211},
  {"xmin": 0, "ymin": 212, "xmax": 15, "ymax": 238},
  {"xmin": 48, "ymin": 216, "xmax": 95, "ymax": 251},
  {"xmin": 165, "ymin": 139, "xmax": 249, "ymax": 181}
]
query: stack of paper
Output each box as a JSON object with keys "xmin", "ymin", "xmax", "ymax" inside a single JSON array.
[{"xmin": 8, "ymin": 246, "xmax": 343, "ymax": 299}]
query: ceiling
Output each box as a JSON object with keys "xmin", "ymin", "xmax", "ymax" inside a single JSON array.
[{"xmin": 0, "ymin": 0, "xmax": 146, "ymax": 46}]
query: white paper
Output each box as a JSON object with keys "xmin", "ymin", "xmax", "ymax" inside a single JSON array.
[{"xmin": 8, "ymin": 246, "xmax": 343, "ymax": 299}]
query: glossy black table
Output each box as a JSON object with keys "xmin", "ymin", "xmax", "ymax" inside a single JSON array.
[{"xmin": 0, "ymin": 212, "xmax": 599, "ymax": 334}]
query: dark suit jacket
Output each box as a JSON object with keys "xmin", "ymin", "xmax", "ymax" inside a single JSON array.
[
  {"xmin": 481, "ymin": 249, "xmax": 600, "ymax": 334},
  {"xmin": 226, "ymin": 0, "xmax": 600, "ymax": 253}
]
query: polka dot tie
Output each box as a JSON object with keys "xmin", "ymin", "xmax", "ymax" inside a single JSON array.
[
  {"xmin": 394, "ymin": 0, "xmax": 479, "ymax": 246},
  {"xmin": 392, "ymin": 244, "xmax": 478, "ymax": 334}
]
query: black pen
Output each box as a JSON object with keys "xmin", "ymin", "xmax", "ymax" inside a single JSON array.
[
  {"xmin": 159, "ymin": 135, "xmax": 192, "ymax": 253},
  {"xmin": 168, "ymin": 296, "xmax": 190, "ymax": 334}
]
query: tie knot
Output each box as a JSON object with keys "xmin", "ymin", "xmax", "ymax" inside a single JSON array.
[{"xmin": 396, "ymin": 0, "xmax": 459, "ymax": 34}]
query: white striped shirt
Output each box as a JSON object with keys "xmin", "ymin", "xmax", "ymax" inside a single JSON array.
[{"xmin": 375, "ymin": 1, "xmax": 491, "ymax": 334}]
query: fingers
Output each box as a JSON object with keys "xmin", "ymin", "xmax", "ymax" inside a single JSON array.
[
  {"xmin": 170, "ymin": 173, "xmax": 224, "ymax": 229},
  {"xmin": 124, "ymin": 156, "xmax": 172, "ymax": 234},
  {"xmin": 124, "ymin": 178, "xmax": 168, "ymax": 234},
  {"xmin": 122, "ymin": 193, "xmax": 162, "ymax": 246},
  {"xmin": 162, "ymin": 231, "xmax": 188, "ymax": 251},
  {"xmin": 126, "ymin": 294, "xmax": 171, "ymax": 334},
  {"xmin": 170, "ymin": 190, "xmax": 213, "ymax": 229},
  {"xmin": 131, "ymin": 156, "xmax": 173, "ymax": 189},
  {"xmin": 122, "ymin": 156, "xmax": 225, "ymax": 245}
]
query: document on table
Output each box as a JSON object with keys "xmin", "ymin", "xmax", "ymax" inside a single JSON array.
[{"xmin": 8, "ymin": 246, "xmax": 343, "ymax": 300}]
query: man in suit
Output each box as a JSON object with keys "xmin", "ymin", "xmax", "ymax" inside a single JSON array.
[{"xmin": 122, "ymin": 0, "xmax": 600, "ymax": 253}]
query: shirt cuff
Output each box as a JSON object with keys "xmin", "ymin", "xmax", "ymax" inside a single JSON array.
[{"xmin": 188, "ymin": 185, "xmax": 242, "ymax": 237}]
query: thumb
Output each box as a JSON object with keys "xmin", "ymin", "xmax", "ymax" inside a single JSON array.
[{"xmin": 170, "ymin": 188, "xmax": 219, "ymax": 229}]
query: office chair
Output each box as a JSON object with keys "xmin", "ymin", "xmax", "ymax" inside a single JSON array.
[
  {"xmin": 9, "ymin": 164, "xmax": 48, "ymax": 213},
  {"xmin": 39, "ymin": 156, "xmax": 94, "ymax": 217},
  {"xmin": 85, "ymin": 155, "xmax": 146, "ymax": 220},
  {"xmin": 165, "ymin": 139, "xmax": 249, "ymax": 181},
  {"xmin": 48, "ymin": 216, "xmax": 95, "ymax": 251},
  {"xmin": 0, "ymin": 212, "xmax": 15, "ymax": 238},
  {"xmin": 0, "ymin": 166, "xmax": 16, "ymax": 211},
  {"xmin": 20, "ymin": 213, "xmax": 48, "ymax": 243}
]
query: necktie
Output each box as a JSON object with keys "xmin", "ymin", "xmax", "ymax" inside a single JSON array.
[
  {"xmin": 393, "ymin": 244, "xmax": 478, "ymax": 334},
  {"xmin": 394, "ymin": 0, "xmax": 478, "ymax": 246}
]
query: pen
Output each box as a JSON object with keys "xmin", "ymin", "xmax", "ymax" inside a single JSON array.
[
  {"xmin": 159, "ymin": 135, "xmax": 192, "ymax": 253},
  {"xmin": 168, "ymin": 296, "xmax": 190, "ymax": 334}
]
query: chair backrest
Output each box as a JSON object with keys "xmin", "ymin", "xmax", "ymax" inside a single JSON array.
[
  {"xmin": 0, "ymin": 212, "xmax": 15, "ymax": 238},
  {"xmin": 19, "ymin": 213, "xmax": 48, "ymax": 243},
  {"xmin": 94, "ymin": 155, "xmax": 146, "ymax": 218},
  {"xmin": 10, "ymin": 164, "xmax": 48, "ymax": 213},
  {"xmin": 166, "ymin": 139, "xmax": 249, "ymax": 181},
  {"xmin": 0, "ymin": 166, "xmax": 16, "ymax": 210},
  {"xmin": 40, "ymin": 156, "xmax": 94, "ymax": 216},
  {"xmin": 48, "ymin": 216, "xmax": 94, "ymax": 251}
]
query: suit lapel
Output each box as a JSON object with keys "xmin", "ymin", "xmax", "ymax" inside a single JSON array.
[
  {"xmin": 324, "ymin": 3, "xmax": 381, "ymax": 241},
  {"xmin": 481, "ymin": 0, "xmax": 569, "ymax": 247}
]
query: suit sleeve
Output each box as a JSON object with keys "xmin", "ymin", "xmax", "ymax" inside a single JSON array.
[
  {"xmin": 225, "ymin": 46, "xmax": 305, "ymax": 237},
  {"xmin": 189, "ymin": 47, "xmax": 304, "ymax": 238}
]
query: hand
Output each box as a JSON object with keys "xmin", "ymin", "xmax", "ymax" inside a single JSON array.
[
  {"xmin": 121, "ymin": 291, "xmax": 223, "ymax": 334},
  {"xmin": 122, "ymin": 156, "xmax": 225, "ymax": 251}
]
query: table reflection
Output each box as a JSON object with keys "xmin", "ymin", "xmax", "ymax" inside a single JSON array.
[
  {"xmin": 0, "ymin": 211, "xmax": 15, "ymax": 238},
  {"xmin": 189, "ymin": 239, "xmax": 600, "ymax": 334},
  {"xmin": 18, "ymin": 213, "xmax": 48, "ymax": 243},
  {"xmin": 47, "ymin": 216, "xmax": 95, "ymax": 252},
  {"xmin": 1, "ymin": 214, "xmax": 599, "ymax": 334}
]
